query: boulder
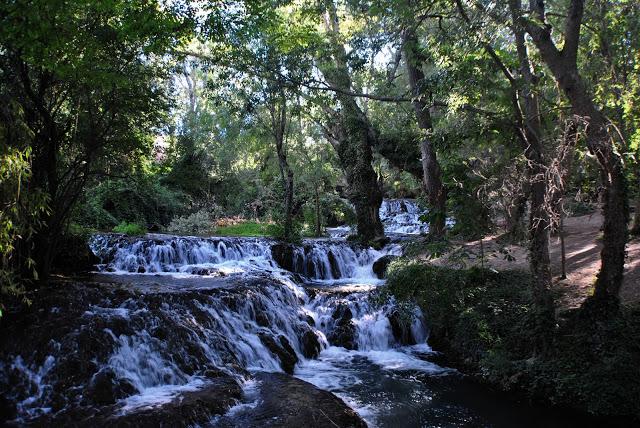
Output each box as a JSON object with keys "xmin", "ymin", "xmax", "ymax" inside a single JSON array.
[
  {"xmin": 387, "ymin": 310, "xmax": 416, "ymax": 346},
  {"xmin": 83, "ymin": 368, "xmax": 136, "ymax": 405},
  {"xmin": 97, "ymin": 377, "xmax": 241, "ymax": 427},
  {"xmin": 235, "ymin": 372, "xmax": 367, "ymax": 428},
  {"xmin": 271, "ymin": 243, "xmax": 296, "ymax": 272},
  {"xmin": 258, "ymin": 333, "xmax": 299, "ymax": 374},
  {"xmin": 372, "ymin": 255, "xmax": 398, "ymax": 279},
  {"xmin": 301, "ymin": 329, "xmax": 322, "ymax": 359},
  {"xmin": 328, "ymin": 305, "xmax": 356, "ymax": 350}
]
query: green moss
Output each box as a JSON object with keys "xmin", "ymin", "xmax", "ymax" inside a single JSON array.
[{"xmin": 386, "ymin": 260, "xmax": 640, "ymax": 420}]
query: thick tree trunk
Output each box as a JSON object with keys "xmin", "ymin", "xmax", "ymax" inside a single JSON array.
[
  {"xmin": 524, "ymin": 0, "xmax": 628, "ymax": 301},
  {"xmin": 402, "ymin": 29, "xmax": 447, "ymax": 238},
  {"xmin": 319, "ymin": 0, "xmax": 384, "ymax": 243},
  {"xmin": 510, "ymin": 2, "xmax": 554, "ymax": 322}
]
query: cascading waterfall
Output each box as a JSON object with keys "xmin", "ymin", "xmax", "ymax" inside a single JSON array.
[
  {"xmin": 327, "ymin": 198, "xmax": 439, "ymax": 238},
  {"xmin": 3, "ymin": 231, "xmax": 440, "ymax": 426}
]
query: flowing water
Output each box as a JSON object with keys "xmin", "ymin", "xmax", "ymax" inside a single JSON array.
[
  {"xmin": 1, "ymin": 201, "xmax": 573, "ymax": 426},
  {"xmin": 327, "ymin": 198, "xmax": 455, "ymax": 238}
]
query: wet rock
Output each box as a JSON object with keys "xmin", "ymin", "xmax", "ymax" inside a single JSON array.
[
  {"xmin": 327, "ymin": 251, "xmax": 342, "ymax": 278},
  {"xmin": 258, "ymin": 333, "xmax": 298, "ymax": 374},
  {"xmin": 372, "ymin": 255, "xmax": 397, "ymax": 279},
  {"xmin": 271, "ymin": 243, "xmax": 296, "ymax": 272},
  {"xmin": 301, "ymin": 329, "xmax": 322, "ymax": 359},
  {"xmin": 304, "ymin": 314, "xmax": 315, "ymax": 327},
  {"xmin": 74, "ymin": 377, "xmax": 241, "ymax": 428},
  {"xmin": 328, "ymin": 305, "xmax": 356, "ymax": 350},
  {"xmin": 305, "ymin": 255, "xmax": 317, "ymax": 278},
  {"xmin": 388, "ymin": 310, "xmax": 416, "ymax": 346},
  {"xmin": 192, "ymin": 267, "xmax": 215, "ymax": 276},
  {"xmin": 83, "ymin": 368, "xmax": 136, "ymax": 405},
  {"xmin": 255, "ymin": 310, "xmax": 270, "ymax": 327},
  {"xmin": 0, "ymin": 394, "xmax": 17, "ymax": 422},
  {"xmin": 236, "ymin": 372, "xmax": 367, "ymax": 428}
]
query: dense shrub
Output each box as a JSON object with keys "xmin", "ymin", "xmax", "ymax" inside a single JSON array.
[
  {"xmin": 386, "ymin": 260, "xmax": 640, "ymax": 420},
  {"xmin": 166, "ymin": 209, "xmax": 217, "ymax": 236},
  {"xmin": 75, "ymin": 178, "xmax": 185, "ymax": 230}
]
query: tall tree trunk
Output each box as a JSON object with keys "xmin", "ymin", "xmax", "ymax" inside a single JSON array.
[
  {"xmin": 271, "ymin": 93, "xmax": 294, "ymax": 241},
  {"xmin": 509, "ymin": 0, "xmax": 554, "ymax": 322},
  {"xmin": 402, "ymin": 28, "xmax": 447, "ymax": 238},
  {"xmin": 318, "ymin": 0, "xmax": 384, "ymax": 243},
  {"xmin": 314, "ymin": 186, "xmax": 322, "ymax": 237},
  {"xmin": 523, "ymin": 0, "xmax": 628, "ymax": 302},
  {"xmin": 458, "ymin": 0, "xmax": 555, "ymax": 325}
]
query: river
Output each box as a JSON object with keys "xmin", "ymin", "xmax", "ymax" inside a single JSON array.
[{"xmin": 0, "ymin": 200, "xmax": 576, "ymax": 427}]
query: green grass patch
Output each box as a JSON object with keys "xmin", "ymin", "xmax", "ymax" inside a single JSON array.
[
  {"xmin": 112, "ymin": 221, "xmax": 146, "ymax": 236},
  {"xmin": 214, "ymin": 221, "xmax": 280, "ymax": 237}
]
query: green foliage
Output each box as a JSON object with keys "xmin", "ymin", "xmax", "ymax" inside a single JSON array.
[
  {"xmin": 75, "ymin": 178, "xmax": 185, "ymax": 230},
  {"xmin": 387, "ymin": 260, "xmax": 640, "ymax": 418},
  {"xmin": 0, "ymin": 0, "xmax": 194, "ymax": 281},
  {"xmin": 112, "ymin": 222, "xmax": 147, "ymax": 236},
  {"xmin": 0, "ymin": 144, "xmax": 48, "ymax": 308}
]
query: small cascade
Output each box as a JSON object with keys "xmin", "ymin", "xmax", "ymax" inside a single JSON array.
[
  {"xmin": 90, "ymin": 234, "xmax": 275, "ymax": 275},
  {"xmin": 92, "ymin": 233, "xmax": 400, "ymax": 281},
  {"xmin": 272, "ymin": 241, "xmax": 401, "ymax": 281},
  {"xmin": 325, "ymin": 198, "xmax": 436, "ymax": 237}
]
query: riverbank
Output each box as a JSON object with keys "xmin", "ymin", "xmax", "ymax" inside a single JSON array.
[{"xmin": 386, "ymin": 261, "xmax": 640, "ymax": 423}]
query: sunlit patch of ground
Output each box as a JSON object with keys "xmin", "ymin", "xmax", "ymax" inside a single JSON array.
[{"xmin": 425, "ymin": 211, "xmax": 639, "ymax": 310}]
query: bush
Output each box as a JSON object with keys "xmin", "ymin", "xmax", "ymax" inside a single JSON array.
[
  {"xmin": 113, "ymin": 222, "xmax": 146, "ymax": 236},
  {"xmin": 75, "ymin": 178, "xmax": 185, "ymax": 230},
  {"xmin": 166, "ymin": 209, "xmax": 217, "ymax": 236},
  {"xmin": 386, "ymin": 260, "xmax": 640, "ymax": 420}
]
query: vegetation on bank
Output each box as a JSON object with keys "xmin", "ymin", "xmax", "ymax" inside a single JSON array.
[{"xmin": 386, "ymin": 260, "xmax": 640, "ymax": 420}]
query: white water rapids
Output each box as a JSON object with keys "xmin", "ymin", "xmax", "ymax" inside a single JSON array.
[{"xmin": 78, "ymin": 231, "xmax": 448, "ymax": 425}]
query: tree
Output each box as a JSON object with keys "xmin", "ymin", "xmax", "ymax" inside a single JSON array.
[
  {"xmin": 520, "ymin": 0, "xmax": 629, "ymax": 302},
  {"xmin": 0, "ymin": 0, "xmax": 192, "ymax": 282},
  {"xmin": 402, "ymin": 24, "xmax": 447, "ymax": 238},
  {"xmin": 315, "ymin": 0, "xmax": 385, "ymax": 243}
]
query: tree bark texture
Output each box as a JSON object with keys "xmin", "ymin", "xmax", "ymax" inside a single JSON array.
[{"xmin": 402, "ymin": 28, "xmax": 447, "ymax": 238}]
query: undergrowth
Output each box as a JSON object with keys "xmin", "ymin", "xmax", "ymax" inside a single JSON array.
[{"xmin": 386, "ymin": 259, "xmax": 640, "ymax": 420}]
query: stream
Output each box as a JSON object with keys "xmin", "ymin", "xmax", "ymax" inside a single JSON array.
[{"xmin": 1, "ymin": 200, "xmax": 575, "ymax": 427}]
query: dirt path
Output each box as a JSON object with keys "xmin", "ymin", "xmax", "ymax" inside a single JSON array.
[{"xmin": 427, "ymin": 212, "xmax": 639, "ymax": 309}]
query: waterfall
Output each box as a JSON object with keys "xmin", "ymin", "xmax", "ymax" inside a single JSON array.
[
  {"xmin": 91, "ymin": 234, "xmax": 400, "ymax": 281},
  {"xmin": 3, "ymin": 233, "xmax": 439, "ymax": 425},
  {"xmin": 380, "ymin": 199, "xmax": 430, "ymax": 235},
  {"xmin": 326, "ymin": 198, "xmax": 440, "ymax": 237}
]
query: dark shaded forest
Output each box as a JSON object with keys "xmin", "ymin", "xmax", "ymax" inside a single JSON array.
[{"xmin": 1, "ymin": 0, "xmax": 639, "ymax": 426}]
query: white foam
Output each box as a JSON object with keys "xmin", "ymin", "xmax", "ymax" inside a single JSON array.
[{"xmin": 119, "ymin": 377, "xmax": 206, "ymax": 413}]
